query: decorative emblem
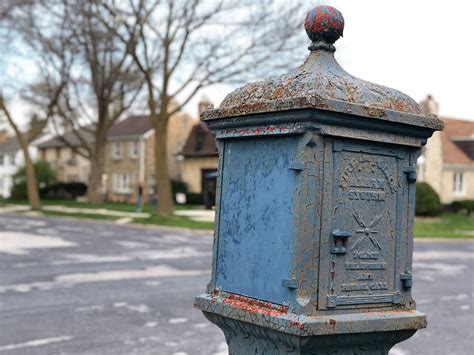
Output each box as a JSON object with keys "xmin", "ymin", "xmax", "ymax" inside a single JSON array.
[
  {"xmin": 339, "ymin": 156, "xmax": 397, "ymax": 193},
  {"xmin": 351, "ymin": 211, "xmax": 382, "ymax": 250}
]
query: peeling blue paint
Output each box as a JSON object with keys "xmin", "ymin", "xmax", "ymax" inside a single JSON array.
[{"xmin": 216, "ymin": 137, "xmax": 299, "ymax": 305}]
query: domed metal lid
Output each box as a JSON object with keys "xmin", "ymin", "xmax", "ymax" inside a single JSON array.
[{"xmin": 203, "ymin": 5, "xmax": 442, "ymax": 130}]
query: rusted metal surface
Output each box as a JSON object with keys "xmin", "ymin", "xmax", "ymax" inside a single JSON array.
[
  {"xmin": 195, "ymin": 291, "xmax": 427, "ymax": 337},
  {"xmin": 202, "ymin": 4, "xmax": 443, "ymax": 131},
  {"xmin": 215, "ymin": 50, "xmax": 424, "ymax": 117},
  {"xmin": 195, "ymin": 4, "xmax": 443, "ymax": 354},
  {"xmin": 203, "ymin": 95, "xmax": 444, "ymax": 132},
  {"xmin": 305, "ymin": 6, "xmax": 344, "ymax": 48}
]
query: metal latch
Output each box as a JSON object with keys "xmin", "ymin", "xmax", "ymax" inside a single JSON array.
[
  {"xmin": 282, "ymin": 278, "xmax": 298, "ymax": 289},
  {"xmin": 404, "ymin": 165, "xmax": 417, "ymax": 183},
  {"xmin": 400, "ymin": 272, "xmax": 413, "ymax": 289},
  {"xmin": 289, "ymin": 160, "xmax": 305, "ymax": 172},
  {"xmin": 331, "ymin": 229, "xmax": 352, "ymax": 254}
]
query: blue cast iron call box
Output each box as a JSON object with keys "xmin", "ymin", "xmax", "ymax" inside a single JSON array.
[{"xmin": 195, "ymin": 5, "xmax": 443, "ymax": 354}]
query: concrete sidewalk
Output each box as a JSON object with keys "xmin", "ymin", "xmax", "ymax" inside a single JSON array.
[
  {"xmin": 174, "ymin": 209, "xmax": 215, "ymax": 222},
  {"xmin": 42, "ymin": 205, "xmax": 151, "ymax": 219},
  {"xmin": 0, "ymin": 205, "xmax": 31, "ymax": 214},
  {"xmin": 0, "ymin": 204, "xmax": 215, "ymax": 224}
]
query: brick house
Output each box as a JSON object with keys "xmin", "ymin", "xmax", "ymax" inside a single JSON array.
[
  {"xmin": 105, "ymin": 116, "xmax": 153, "ymax": 202},
  {"xmin": 417, "ymin": 95, "xmax": 474, "ymax": 204},
  {"xmin": 180, "ymin": 122, "xmax": 218, "ymax": 208},
  {"xmin": 37, "ymin": 128, "xmax": 93, "ymax": 184},
  {"xmin": 37, "ymin": 111, "xmax": 196, "ymax": 203}
]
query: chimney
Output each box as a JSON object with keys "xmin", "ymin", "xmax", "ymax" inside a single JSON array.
[
  {"xmin": 198, "ymin": 96, "xmax": 213, "ymax": 115},
  {"xmin": 419, "ymin": 94, "xmax": 439, "ymax": 116}
]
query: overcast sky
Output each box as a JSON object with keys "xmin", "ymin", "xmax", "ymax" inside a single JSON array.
[
  {"xmin": 4, "ymin": 0, "xmax": 474, "ymax": 125},
  {"xmin": 198, "ymin": 0, "xmax": 474, "ymax": 121}
]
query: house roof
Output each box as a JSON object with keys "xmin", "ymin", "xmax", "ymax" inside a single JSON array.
[
  {"xmin": 441, "ymin": 117, "xmax": 474, "ymax": 165},
  {"xmin": 37, "ymin": 115, "xmax": 154, "ymax": 149},
  {"xmin": 107, "ymin": 115, "xmax": 153, "ymax": 138},
  {"xmin": 36, "ymin": 127, "xmax": 95, "ymax": 149},
  {"xmin": 181, "ymin": 122, "xmax": 217, "ymax": 157},
  {"xmin": 0, "ymin": 136, "xmax": 21, "ymax": 154}
]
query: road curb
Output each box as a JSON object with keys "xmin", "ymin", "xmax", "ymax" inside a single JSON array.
[
  {"xmin": 414, "ymin": 237, "xmax": 474, "ymax": 243},
  {"xmin": 2, "ymin": 212, "xmax": 214, "ymax": 235}
]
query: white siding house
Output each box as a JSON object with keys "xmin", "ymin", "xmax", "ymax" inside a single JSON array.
[{"xmin": 0, "ymin": 137, "xmax": 38, "ymax": 198}]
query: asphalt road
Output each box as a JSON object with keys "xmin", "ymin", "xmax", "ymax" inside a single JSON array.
[{"xmin": 0, "ymin": 214, "xmax": 472, "ymax": 355}]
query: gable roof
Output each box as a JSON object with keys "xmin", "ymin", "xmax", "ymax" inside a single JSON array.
[
  {"xmin": 181, "ymin": 122, "xmax": 217, "ymax": 157},
  {"xmin": 107, "ymin": 115, "xmax": 153, "ymax": 138},
  {"xmin": 36, "ymin": 127, "xmax": 95, "ymax": 149},
  {"xmin": 37, "ymin": 115, "xmax": 154, "ymax": 149},
  {"xmin": 441, "ymin": 117, "xmax": 474, "ymax": 165}
]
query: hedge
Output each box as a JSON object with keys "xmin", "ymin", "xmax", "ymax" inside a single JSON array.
[
  {"xmin": 452, "ymin": 200, "xmax": 474, "ymax": 216},
  {"xmin": 10, "ymin": 160, "xmax": 57, "ymax": 200},
  {"xmin": 415, "ymin": 182, "xmax": 442, "ymax": 217},
  {"xmin": 40, "ymin": 182, "xmax": 88, "ymax": 200}
]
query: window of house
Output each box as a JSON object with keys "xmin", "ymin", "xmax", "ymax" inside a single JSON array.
[
  {"xmin": 112, "ymin": 142, "xmax": 123, "ymax": 160},
  {"xmin": 112, "ymin": 173, "xmax": 133, "ymax": 193},
  {"xmin": 0, "ymin": 155, "xmax": 4, "ymax": 166},
  {"xmin": 129, "ymin": 140, "xmax": 139, "ymax": 159},
  {"xmin": 10, "ymin": 154, "xmax": 15, "ymax": 165},
  {"xmin": 195, "ymin": 131, "xmax": 205, "ymax": 151},
  {"xmin": 453, "ymin": 172, "xmax": 465, "ymax": 195}
]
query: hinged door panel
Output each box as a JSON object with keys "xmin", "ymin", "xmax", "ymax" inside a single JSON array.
[
  {"xmin": 216, "ymin": 137, "xmax": 299, "ymax": 305},
  {"xmin": 319, "ymin": 140, "xmax": 410, "ymax": 309}
]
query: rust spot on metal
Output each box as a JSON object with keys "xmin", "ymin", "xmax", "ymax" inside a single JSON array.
[
  {"xmin": 222, "ymin": 294, "xmax": 288, "ymax": 318},
  {"xmin": 288, "ymin": 320, "xmax": 305, "ymax": 330},
  {"xmin": 365, "ymin": 107, "xmax": 385, "ymax": 118}
]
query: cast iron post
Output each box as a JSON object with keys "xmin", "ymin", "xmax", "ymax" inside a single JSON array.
[{"xmin": 195, "ymin": 5, "xmax": 443, "ymax": 354}]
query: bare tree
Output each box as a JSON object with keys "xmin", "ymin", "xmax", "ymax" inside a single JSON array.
[
  {"xmin": 15, "ymin": 0, "xmax": 143, "ymax": 204},
  {"xmin": 63, "ymin": 0, "xmax": 143, "ymax": 203},
  {"xmin": 102, "ymin": 0, "xmax": 307, "ymax": 215},
  {"xmin": 0, "ymin": 85, "xmax": 65, "ymax": 209},
  {"xmin": 0, "ymin": 0, "xmax": 71, "ymax": 209}
]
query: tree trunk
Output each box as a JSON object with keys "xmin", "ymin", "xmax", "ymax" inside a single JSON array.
[
  {"xmin": 22, "ymin": 143, "xmax": 41, "ymax": 210},
  {"xmin": 88, "ymin": 143, "xmax": 105, "ymax": 204},
  {"xmin": 154, "ymin": 117, "xmax": 174, "ymax": 216},
  {"xmin": 0, "ymin": 101, "xmax": 41, "ymax": 210}
]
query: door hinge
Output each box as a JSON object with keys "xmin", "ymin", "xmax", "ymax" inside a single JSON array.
[
  {"xmin": 327, "ymin": 295, "xmax": 337, "ymax": 308},
  {"xmin": 404, "ymin": 166, "xmax": 417, "ymax": 183},
  {"xmin": 392, "ymin": 292, "xmax": 402, "ymax": 304},
  {"xmin": 400, "ymin": 272, "xmax": 413, "ymax": 289}
]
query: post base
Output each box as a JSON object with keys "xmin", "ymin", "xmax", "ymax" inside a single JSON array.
[{"xmin": 204, "ymin": 312, "xmax": 416, "ymax": 355}]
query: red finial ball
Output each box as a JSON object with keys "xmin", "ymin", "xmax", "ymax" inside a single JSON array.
[{"xmin": 305, "ymin": 5, "xmax": 344, "ymax": 44}]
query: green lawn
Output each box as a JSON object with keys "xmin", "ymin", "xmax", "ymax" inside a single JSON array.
[
  {"xmin": 4, "ymin": 199, "xmax": 201, "ymax": 213},
  {"xmin": 2, "ymin": 199, "xmax": 212, "ymax": 230},
  {"xmin": 133, "ymin": 215, "xmax": 214, "ymax": 230},
  {"xmin": 414, "ymin": 213, "xmax": 474, "ymax": 238},
  {"xmin": 42, "ymin": 210, "xmax": 213, "ymax": 230},
  {"xmin": 43, "ymin": 210, "xmax": 121, "ymax": 221}
]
